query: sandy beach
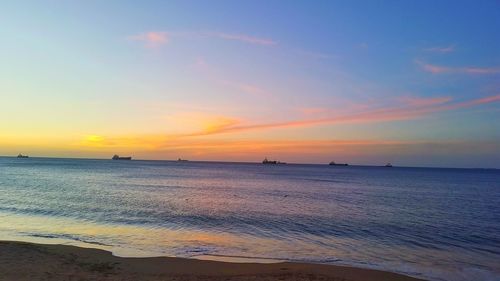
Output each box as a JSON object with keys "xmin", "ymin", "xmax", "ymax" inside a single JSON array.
[{"xmin": 0, "ymin": 241, "xmax": 425, "ymax": 281}]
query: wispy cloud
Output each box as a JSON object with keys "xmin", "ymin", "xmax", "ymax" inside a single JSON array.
[
  {"xmin": 72, "ymin": 94, "xmax": 500, "ymax": 166},
  {"xmin": 298, "ymin": 107, "xmax": 328, "ymax": 115},
  {"xmin": 219, "ymin": 80, "xmax": 271, "ymax": 97},
  {"xmin": 192, "ymin": 57, "xmax": 272, "ymax": 98},
  {"xmin": 179, "ymin": 94, "xmax": 500, "ymax": 137},
  {"xmin": 461, "ymin": 67, "xmax": 500, "ymax": 74},
  {"xmin": 128, "ymin": 31, "xmax": 169, "ymax": 48},
  {"xmin": 129, "ymin": 30, "xmax": 276, "ymax": 48},
  {"xmin": 416, "ymin": 60, "xmax": 450, "ymax": 74},
  {"xmin": 77, "ymin": 133, "xmax": 423, "ymax": 152},
  {"xmin": 207, "ymin": 32, "xmax": 277, "ymax": 46},
  {"xmin": 79, "ymin": 134, "xmax": 162, "ymax": 149},
  {"xmin": 424, "ymin": 45, "xmax": 455, "ymax": 53},
  {"xmin": 295, "ymin": 49, "xmax": 336, "ymax": 60},
  {"xmin": 398, "ymin": 96, "xmax": 452, "ymax": 107},
  {"xmin": 415, "ymin": 60, "xmax": 500, "ymax": 75}
]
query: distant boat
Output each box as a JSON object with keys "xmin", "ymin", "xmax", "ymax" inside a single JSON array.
[
  {"xmin": 17, "ymin": 154, "xmax": 29, "ymax": 158},
  {"xmin": 385, "ymin": 163, "xmax": 393, "ymax": 167},
  {"xmin": 262, "ymin": 158, "xmax": 277, "ymax": 164},
  {"xmin": 262, "ymin": 158, "xmax": 286, "ymax": 164},
  {"xmin": 112, "ymin": 155, "xmax": 132, "ymax": 160},
  {"xmin": 329, "ymin": 161, "xmax": 348, "ymax": 166},
  {"xmin": 177, "ymin": 158, "xmax": 188, "ymax": 162}
]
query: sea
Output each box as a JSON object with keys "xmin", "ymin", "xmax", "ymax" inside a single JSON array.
[{"xmin": 0, "ymin": 157, "xmax": 499, "ymax": 281}]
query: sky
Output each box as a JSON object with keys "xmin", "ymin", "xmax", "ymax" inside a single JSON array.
[{"xmin": 1, "ymin": 1, "xmax": 499, "ymax": 168}]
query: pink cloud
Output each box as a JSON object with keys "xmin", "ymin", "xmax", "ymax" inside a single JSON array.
[
  {"xmin": 208, "ymin": 32, "xmax": 277, "ymax": 46},
  {"xmin": 128, "ymin": 31, "xmax": 169, "ymax": 48},
  {"xmin": 296, "ymin": 50, "xmax": 336, "ymax": 60},
  {"xmin": 416, "ymin": 60, "xmax": 500, "ymax": 75},
  {"xmin": 462, "ymin": 67, "xmax": 500, "ymax": 74},
  {"xmin": 415, "ymin": 60, "xmax": 451, "ymax": 74},
  {"xmin": 129, "ymin": 30, "xmax": 276, "ymax": 48},
  {"xmin": 299, "ymin": 107, "xmax": 328, "ymax": 115},
  {"xmin": 180, "ymin": 94, "xmax": 500, "ymax": 137},
  {"xmin": 449, "ymin": 94, "xmax": 500, "ymax": 108},
  {"xmin": 191, "ymin": 58, "xmax": 272, "ymax": 99},
  {"xmin": 219, "ymin": 80, "xmax": 270, "ymax": 97},
  {"xmin": 399, "ymin": 96, "xmax": 452, "ymax": 107},
  {"xmin": 424, "ymin": 45, "xmax": 455, "ymax": 53}
]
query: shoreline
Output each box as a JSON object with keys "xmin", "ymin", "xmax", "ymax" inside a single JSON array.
[{"xmin": 0, "ymin": 240, "xmax": 426, "ymax": 281}]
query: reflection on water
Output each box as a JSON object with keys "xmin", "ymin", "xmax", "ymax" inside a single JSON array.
[{"xmin": 0, "ymin": 157, "xmax": 499, "ymax": 281}]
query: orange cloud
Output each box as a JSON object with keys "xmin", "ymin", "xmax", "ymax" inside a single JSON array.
[
  {"xmin": 416, "ymin": 60, "xmax": 500, "ymax": 75},
  {"xmin": 77, "ymin": 135, "xmax": 415, "ymax": 153},
  {"xmin": 78, "ymin": 134, "xmax": 166, "ymax": 149},
  {"xmin": 163, "ymin": 112, "xmax": 241, "ymax": 136},
  {"xmin": 71, "ymin": 95, "xmax": 500, "ymax": 155},
  {"xmin": 180, "ymin": 94, "xmax": 500, "ymax": 137},
  {"xmin": 200, "ymin": 117, "xmax": 241, "ymax": 135}
]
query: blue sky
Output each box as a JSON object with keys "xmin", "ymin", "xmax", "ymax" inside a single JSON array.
[{"xmin": 1, "ymin": 1, "xmax": 499, "ymax": 167}]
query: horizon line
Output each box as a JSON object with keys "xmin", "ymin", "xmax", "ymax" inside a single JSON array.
[{"xmin": 1, "ymin": 155, "xmax": 498, "ymax": 170}]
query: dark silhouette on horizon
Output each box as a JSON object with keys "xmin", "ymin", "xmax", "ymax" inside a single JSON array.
[
  {"xmin": 262, "ymin": 157, "xmax": 286, "ymax": 165},
  {"xmin": 112, "ymin": 155, "xmax": 132, "ymax": 160},
  {"xmin": 329, "ymin": 161, "xmax": 348, "ymax": 166}
]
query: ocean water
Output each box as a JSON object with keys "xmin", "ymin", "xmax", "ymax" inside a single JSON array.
[{"xmin": 0, "ymin": 157, "xmax": 499, "ymax": 281}]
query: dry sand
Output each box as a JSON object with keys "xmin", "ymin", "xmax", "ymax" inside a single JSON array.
[{"xmin": 0, "ymin": 241, "xmax": 426, "ymax": 281}]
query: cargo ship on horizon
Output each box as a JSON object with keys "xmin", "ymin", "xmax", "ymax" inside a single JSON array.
[
  {"xmin": 262, "ymin": 158, "xmax": 286, "ymax": 164},
  {"xmin": 112, "ymin": 155, "xmax": 132, "ymax": 160},
  {"xmin": 329, "ymin": 161, "xmax": 348, "ymax": 166}
]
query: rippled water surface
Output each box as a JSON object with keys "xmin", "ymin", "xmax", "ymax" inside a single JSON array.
[{"xmin": 0, "ymin": 157, "xmax": 499, "ymax": 281}]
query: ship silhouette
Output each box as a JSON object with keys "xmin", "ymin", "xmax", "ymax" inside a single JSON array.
[
  {"xmin": 329, "ymin": 161, "xmax": 348, "ymax": 166},
  {"xmin": 112, "ymin": 155, "xmax": 132, "ymax": 160},
  {"xmin": 262, "ymin": 158, "xmax": 286, "ymax": 164}
]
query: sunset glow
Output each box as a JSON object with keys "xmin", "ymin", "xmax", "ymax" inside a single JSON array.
[{"xmin": 1, "ymin": 1, "xmax": 499, "ymax": 167}]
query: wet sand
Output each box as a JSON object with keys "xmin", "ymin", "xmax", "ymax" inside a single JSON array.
[{"xmin": 0, "ymin": 241, "xmax": 426, "ymax": 281}]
